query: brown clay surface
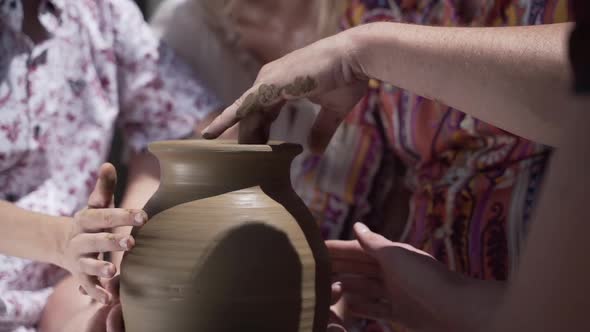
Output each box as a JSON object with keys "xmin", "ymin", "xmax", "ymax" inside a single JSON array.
[{"xmin": 120, "ymin": 140, "xmax": 330, "ymax": 332}]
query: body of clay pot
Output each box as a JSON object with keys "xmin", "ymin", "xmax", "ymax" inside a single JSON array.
[{"xmin": 120, "ymin": 141, "xmax": 330, "ymax": 332}]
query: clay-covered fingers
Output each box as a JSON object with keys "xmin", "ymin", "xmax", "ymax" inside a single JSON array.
[
  {"xmin": 71, "ymin": 232, "xmax": 131, "ymax": 304},
  {"xmin": 78, "ymin": 257, "xmax": 117, "ymax": 279},
  {"xmin": 87, "ymin": 163, "xmax": 117, "ymax": 209},
  {"xmin": 71, "ymin": 232, "xmax": 135, "ymax": 255},
  {"xmin": 203, "ymin": 84, "xmax": 286, "ymax": 139},
  {"xmin": 202, "ymin": 97, "xmax": 244, "ymax": 139},
  {"xmin": 78, "ymin": 274, "xmax": 112, "ymax": 305},
  {"xmin": 68, "ymin": 230, "xmax": 132, "ymax": 303},
  {"xmin": 74, "ymin": 208, "xmax": 147, "ymax": 232},
  {"xmin": 203, "ymin": 71, "xmax": 320, "ymax": 139},
  {"xmin": 201, "ymin": 33, "xmax": 368, "ymax": 142}
]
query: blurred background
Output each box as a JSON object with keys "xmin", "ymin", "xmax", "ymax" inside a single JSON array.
[
  {"xmin": 134, "ymin": 0, "xmax": 160, "ymax": 19},
  {"xmin": 111, "ymin": 2, "xmax": 161, "ymax": 202}
]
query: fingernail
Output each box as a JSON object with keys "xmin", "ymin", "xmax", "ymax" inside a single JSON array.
[
  {"xmin": 354, "ymin": 222, "xmax": 369, "ymax": 234},
  {"xmin": 119, "ymin": 237, "xmax": 130, "ymax": 250},
  {"xmin": 103, "ymin": 265, "xmax": 113, "ymax": 277},
  {"xmin": 134, "ymin": 212, "xmax": 146, "ymax": 226},
  {"xmin": 79, "ymin": 285, "xmax": 88, "ymax": 295},
  {"xmin": 202, "ymin": 131, "xmax": 214, "ymax": 139}
]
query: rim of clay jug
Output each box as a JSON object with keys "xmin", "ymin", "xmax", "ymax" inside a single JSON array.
[{"xmin": 148, "ymin": 140, "xmax": 303, "ymax": 155}]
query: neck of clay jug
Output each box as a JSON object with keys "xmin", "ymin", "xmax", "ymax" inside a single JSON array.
[{"xmin": 145, "ymin": 141, "xmax": 302, "ymax": 215}]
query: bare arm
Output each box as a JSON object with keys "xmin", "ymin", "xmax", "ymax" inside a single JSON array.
[
  {"xmin": 350, "ymin": 22, "xmax": 574, "ymax": 146},
  {"xmin": 485, "ymin": 7, "xmax": 590, "ymax": 331},
  {"xmin": 40, "ymin": 276, "xmax": 123, "ymax": 332},
  {"xmin": 119, "ymin": 152, "xmax": 160, "ymax": 210},
  {"xmin": 204, "ymin": 22, "xmax": 576, "ymax": 149},
  {"xmin": 0, "ymin": 201, "xmax": 68, "ymax": 266},
  {"xmin": 483, "ymin": 102, "xmax": 590, "ymax": 331},
  {"xmin": 110, "ymin": 152, "xmax": 160, "ymax": 268},
  {"xmin": 0, "ymin": 164, "xmax": 144, "ymax": 303},
  {"xmin": 329, "ymin": 228, "xmax": 506, "ymax": 332}
]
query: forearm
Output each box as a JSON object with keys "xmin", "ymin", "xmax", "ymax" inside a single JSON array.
[
  {"xmin": 385, "ymin": 248, "xmax": 505, "ymax": 332},
  {"xmin": 349, "ymin": 22, "xmax": 574, "ymax": 146},
  {"xmin": 118, "ymin": 152, "xmax": 159, "ymax": 210},
  {"xmin": 0, "ymin": 200, "xmax": 68, "ymax": 266},
  {"xmin": 39, "ymin": 276, "xmax": 93, "ymax": 332},
  {"xmin": 435, "ymin": 277, "xmax": 505, "ymax": 332},
  {"xmin": 113, "ymin": 152, "xmax": 159, "ymax": 267},
  {"xmin": 484, "ymin": 108, "xmax": 590, "ymax": 331}
]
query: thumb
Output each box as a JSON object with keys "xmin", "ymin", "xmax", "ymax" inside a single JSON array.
[
  {"xmin": 88, "ymin": 163, "xmax": 117, "ymax": 209},
  {"xmin": 354, "ymin": 222, "xmax": 435, "ymax": 260},
  {"xmin": 353, "ymin": 223, "xmax": 392, "ymax": 258},
  {"xmin": 308, "ymin": 82, "xmax": 367, "ymax": 154},
  {"xmin": 308, "ymin": 106, "xmax": 344, "ymax": 154}
]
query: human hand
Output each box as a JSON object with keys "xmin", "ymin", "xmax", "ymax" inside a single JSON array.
[
  {"xmin": 103, "ymin": 276, "xmax": 124, "ymax": 332},
  {"xmin": 84, "ymin": 276, "xmax": 124, "ymax": 332},
  {"xmin": 202, "ymin": 29, "xmax": 368, "ymax": 153},
  {"xmin": 327, "ymin": 223, "xmax": 459, "ymax": 331},
  {"xmin": 328, "ymin": 282, "xmax": 347, "ymax": 332},
  {"xmin": 195, "ymin": 109, "xmax": 239, "ymax": 140},
  {"xmin": 85, "ymin": 303, "xmax": 123, "ymax": 332},
  {"xmin": 57, "ymin": 164, "xmax": 147, "ymax": 304}
]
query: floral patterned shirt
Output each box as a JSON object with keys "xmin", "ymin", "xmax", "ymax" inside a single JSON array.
[{"xmin": 0, "ymin": 0, "xmax": 218, "ymax": 330}]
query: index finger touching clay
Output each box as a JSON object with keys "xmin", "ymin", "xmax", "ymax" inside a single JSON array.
[
  {"xmin": 75, "ymin": 208, "xmax": 147, "ymax": 232},
  {"xmin": 202, "ymin": 75, "xmax": 319, "ymax": 139}
]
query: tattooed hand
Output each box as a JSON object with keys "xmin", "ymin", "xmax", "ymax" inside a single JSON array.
[{"xmin": 202, "ymin": 30, "xmax": 368, "ymax": 153}]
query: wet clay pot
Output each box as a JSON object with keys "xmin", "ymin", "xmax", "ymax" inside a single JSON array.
[{"xmin": 120, "ymin": 140, "xmax": 330, "ymax": 332}]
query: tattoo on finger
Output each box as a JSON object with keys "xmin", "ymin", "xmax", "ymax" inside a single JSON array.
[
  {"xmin": 283, "ymin": 76, "xmax": 317, "ymax": 97},
  {"xmin": 236, "ymin": 76, "xmax": 318, "ymax": 119}
]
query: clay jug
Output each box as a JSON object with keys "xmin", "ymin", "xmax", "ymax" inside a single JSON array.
[{"xmin": 120, "ymin": 140, "xmax": 330, "ymax": 332}]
